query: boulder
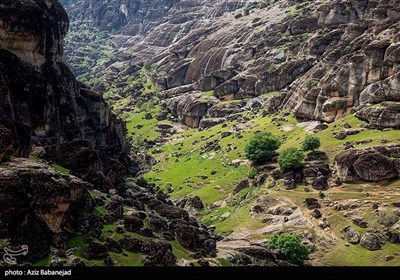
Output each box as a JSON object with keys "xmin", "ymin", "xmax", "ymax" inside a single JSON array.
[
  {"xmin": 0, "ymin": 158, "xmax": 93, "ymax": 261},
  {"xmin": 221, "ymin": 131, "xmax": 232, "ymax": 138},
  {"xmin": 304, "ymin": 198, "xmax": 320, "ymax": 210},
  {"xmin": 312, "ymin": 176, "xmax": 328, "ymax": 190},
  {"xmin": 187, "ymin": 196, "xmax": 205, "ymax": 211},
  {"xmin": 233, "ymin": 180, "xmax": 250, "ymax": 194},
  {"xmin": 352, "ymin": 217, "xmax": 368, "ymax": 228},
  {"xmin": 335, "ymin": 147, "xmax": 398, "ymax": 183},
  {"xmin": 103, "ymin": 256, "xmax": 113, "ymax": 267},
  {"xmin": 83, "ymin": 242, "xmax": 109, "ymax": 259},
  {"xmin": 199, "ymin": 118, "xmax": 226, "ymax": 129},
  {"xmin": 360, "ymin": 233, "xmax": 381, "ymax": 251},
  {"xmin": 166, "ymin": 93, "xmax": 214, "ymax": 128},
  {"xmin": 120, "ymin": 236, "xmax": 144, "ymax": 252},
  {"xmin": 385, "ymin": 230, "xmax": 400, "ymax": 244},
  {"xmin": 166, "ymin": 182, "xmax": 174, "ymax": 193},
  {"xmin": 148, "ymin": 215, "xmax": 169, "ymax": 233},
  {"xmin": 154, "ymin": 204, "xmax": 189, "ymax": 221},
  {"xmin": 342, "ymin": 226, "xmax": 361, "ymax": 244},
  {"xmin": 141, "ymin": 239, "xmax": 176, "ymax": 266},
  {"xmin": 311, "ymin": 209, "xmax": 322, "ymax": 219},
  {"xmin": 170, "ymin": 220, "xmax": 199, "ymax": 251},
  {"xmin": 356, "ymin": 104, "xmax": 400, "ymax": 129},
  {"xmin": 124, "ymin": 215, "xmax": 144, "ymax": 233},
  {"xmin": 105, "ymin": 238, "xmax": 123, "ymax": 254}
]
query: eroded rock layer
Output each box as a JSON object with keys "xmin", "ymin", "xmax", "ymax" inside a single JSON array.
[
  {"xmin": 0, "ymin": 0, "xmax": 137, "ymax": 261},
  {"xmin": 62, "ymin": 0, "xmax": 400, "ymax": 128}
]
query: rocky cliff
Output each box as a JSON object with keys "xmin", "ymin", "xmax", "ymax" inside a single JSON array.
[
  {"xmin": 62, "ymin": 0, "xmax": 400, "ymax": 129},
  {"xmin": 58, "ymin": 0, "xmax": 400, "ymax": 267},
  {"xmin": 0, "ymin": 1, "xmax": 228, "ymax": 266},
  {"xmin": 0, "ymin": 0, "xmax": 138, "ymax": 261}
]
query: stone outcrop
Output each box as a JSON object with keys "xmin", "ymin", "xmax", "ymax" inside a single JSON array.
[
  {"xmin": 360, "ymin": 233, "xmax": 382, "ymax": 251},
  {"xmin": 0, "ymin": 0, "xmax": 138, "ymax": 189},
  {"xmin": 0, "ymin": 158, "xmax": 93, "ymax": 261},
  {"xmin": 166, "ymin": 92, "xmax": 216, "ymax": 128},
  {"xmin": 0, "ymin": 0, "xmax": 138, "ymax": 262},
  {"xmin": 335, "ymin": 145, "xmax": 400, "ymax": 183},
  {"xmin": 62, "ymin": 0, "xmax": 400, "ymax": 127},
  {"xmin": 342, "ymin": 226, "xmax": 361, "ymax": 245},
  {"xmin": 356, "ymin": 103, "xmax": 400, "ymax": 129},
  {"xmin": 64, "ymin": 0, "xmax": 400, "ymax": 127}
]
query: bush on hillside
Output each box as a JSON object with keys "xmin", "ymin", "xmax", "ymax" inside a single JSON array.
[
  {"xmin": 245, "ymin": 132, "xmax": 281, "ymax": 164},
  {"xmin": 278, "ymin": 148, "xmax": 304, "ymax": 172},
  {"xmin": 302, "ymin": 135, "xmax": 321, "ymax": 152},
  {"xmin": 267, "ymin": 233, "xmax": 310, "ymax": 265}
]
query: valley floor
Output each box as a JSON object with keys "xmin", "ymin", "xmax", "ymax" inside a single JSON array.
[{"xmin": 137, "ymin": 106, "xmax": 400, "ymax": 266}]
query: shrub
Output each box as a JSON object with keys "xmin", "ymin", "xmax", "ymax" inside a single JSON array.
[
  {"xmin": 302, "ymin": 135, "xmax": 321, "ymax": 152},
  {"xmin": 278, "ymin": 148, "xmax": 305, "ymax": 172},
  {"xmin": 248, "ymin": 168, "xmax": 258, "ymax": 179},
  {"xmin": 136, "ymin": 100, "xmax": 144, "ymax": 111},
  {"xmin": 267, "ymin": 233, "xmax": 310, "ymax": 265},
  {"xmin": 134, "ymin": 135, "xmax": 144, "ymax": 148},
  {"xmin": 245, "ymin": 132, "xmax": 281, "ymax": 164},
  {"xmin": 142, "ymin": 100, "xmax": 155, "ymax": 112}
]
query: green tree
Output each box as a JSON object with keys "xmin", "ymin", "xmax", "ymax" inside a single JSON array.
[
  {"xmin": 278, "ymin": 148, "xmax": 304, "ymax": 172},
  {"xmin": 245, "ymin": 132, "xmax": 281, "ymax": 164},
  {"xmin": 302, "ymin": 135, "xmax": 321, "ymax": 152},
  {"xmin": 267, "ymin": 233, "xmax": 310, "ymax": 265}
]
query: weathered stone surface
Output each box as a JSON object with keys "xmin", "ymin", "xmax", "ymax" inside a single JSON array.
[
  {"xmin": 305, "ymin": 198, "xmax": 320, "ymax": 210},
  {"xmin": 0, "ymin": 0, "xmax": 140, "ymax": 263},
  {"xmin": 356, "ymin": 104, "xmax": 400, "ymax": 129},
  {"xmin": 63, "ymin": 0, "xmax": 400, "ymax": 127},
  {"xmin": 124, "ymin": 215, "xmax": 144, "ymax": 233},
  {"xmin": 166, "ymin": 93, "xmax": 216, "ymax": 128},
  {"xmin": 0, "ymin": 0, "xmax": 140, "ymax": 186},
  {"xmin": 0, "ymin": 125, "xmax": 12, "ymax": 163},
  {"xmin": 342, "ymin": 226, "xmax": 361, "ymax": 245},
  {"xmin": 335, "ymin": 146, "xmax": 399, "ymax": 183},
  {"xmin": 154, "ymin": 204, "xmax": 189, "ymax": 221},
  {"xmin": 233, "ymin": 180, "xmax": 250, "ymax": 194},
  {"xmin": 0, "ymin": 158, "xmax": 93, "ymax": 261},
  {"xmin": 83, "ymin": 241, "xmax": 109, "ymax": 259},
  {"xmin": 360, "ymin": 233, "xmax": 381, "ymax": 251},
  {"xmin": 187, "ymin": 196, "xmax": 205, "ymax": 211}
]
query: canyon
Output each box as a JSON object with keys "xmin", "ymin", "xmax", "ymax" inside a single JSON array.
[{"xmin": 0, "ymin": 0, "xmax": 400, "ymax": 267}]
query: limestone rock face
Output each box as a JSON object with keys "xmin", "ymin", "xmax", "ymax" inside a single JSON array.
[
  {"xmin": 62, "ymin": 0, "xmax": 400, "ymax": 127},
  {"xmin": 0, "ymin": 0, "xmax": 137, "ymax": 184},
  {"xmin": 0, "ymin": 0, "xmax": 68, "ymax": 65},
  {"xmin": 166, "ymin": 92, "xmax": 216, "ymax": 128},
  {"xmin": 0, "ymin": 0, "xmax": 138, "ymax": 261},
  {"xmin": 356, "ymin": 104, "xmax": 400, "ymax": 129},
  {"xmin": 335, "ymin": 145, "xmax": 400, "ymax": 183},
  {"xmin": 0, "ymin": 158, "xmax": 93, "ymax": 261}
]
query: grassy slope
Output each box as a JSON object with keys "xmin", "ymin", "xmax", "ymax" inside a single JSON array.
[
  {"xmin": 138, "ymin": 107, "xmax": 400, "ymax": 266},
  {"xmin": 32, "ymin": 105, "xmax": 400, "ymax": 266}
]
